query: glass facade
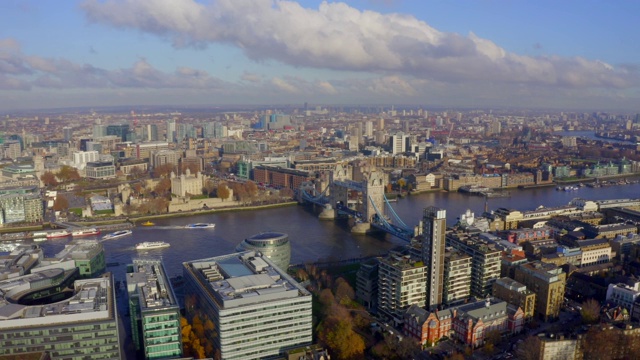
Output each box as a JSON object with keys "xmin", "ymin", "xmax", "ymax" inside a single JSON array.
[{"xmin": 128, "ymin": 259, "xmax": 183, "ymax": 360}]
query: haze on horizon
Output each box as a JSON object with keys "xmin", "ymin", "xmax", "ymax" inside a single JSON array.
[{"xmin": 0, "ymin": 0, "xmax": 639, "ymax": 112}]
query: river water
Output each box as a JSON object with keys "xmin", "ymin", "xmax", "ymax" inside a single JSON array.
[{"xmin": 26, "ymin": 182, "xmax": 640, "ymax": 278}]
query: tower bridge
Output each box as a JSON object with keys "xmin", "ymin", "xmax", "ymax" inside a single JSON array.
[{"xmin": 298, "ymin": 167, "xmax": 416, "ymax": 241}]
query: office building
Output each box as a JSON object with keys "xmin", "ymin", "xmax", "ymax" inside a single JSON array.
[
  {"xmin": 40, "ymin": 240, "xmax": 106, "ymax": 278},
  {"xmin": 127, "ymin": 259, "xmax": 182, "ymax": 359},
  {"xmin": 135, "ymin": 142, "xmax": 169, "ymax": 160},
  {"xmin": 514, "ymin": 261, "xmax": 566, "ymax": 321},
  {"xmin": 377, "ymin": 251, "xmax": 427, "ymax": 326},
  {"xmin": 166, "ymin": 119, "xmax": 176, "ymax": 142},
  {"xmin": 606, "ymin": 281, "xmax": 640, "ymax": 314},
  {"xmin": 93, "ymin": 124, "xmax": 107, "ymax": 139},
  {"xmin": 443, "ymin": 250, "xmax": 471, "ymax": 306},
  {"xmin": 151, "ymin": 150, "xmax": 180, "ymax": 168},
  {"xmin": 0, "ymin": 272, "xmax": 121, "ymax": 359},
  {"xmin": 389, "ymin": 132, "xmax": 408, "ymax": 155},
  {"xmin": 235, "ymin": 232, "xmax": 291, "ymax": 271},
  {"xmin": 182, "ymin": 251, "xmax": 312, "ymax": 359},
  {"xmin": 421, "ymin": 207, "xmax": 446, "ymax": 310},
  {"xmin": 86, "ymin": 161, "xmax": 116, "ymax": 180},
  {"xmin": 106, "ymin": 124, "xmax": 130, "ymax": 142},
  {"xmin": 492, "ymin": 277, "xmax": 536, "ymax": 322}
]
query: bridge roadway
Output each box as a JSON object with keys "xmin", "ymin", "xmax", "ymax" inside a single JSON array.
[{"xmin": 299, "ymin": 185, "xmax": 415, "ymax": 242}]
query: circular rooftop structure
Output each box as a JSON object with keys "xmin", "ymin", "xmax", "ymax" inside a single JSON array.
[{"xmin": 236, "ymin": 232, "xmax": 291, "ymax": 271}]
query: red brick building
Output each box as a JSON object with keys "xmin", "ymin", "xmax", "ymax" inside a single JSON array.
[
  {"xmin": 403, "ymin": 298, "xmax": 524, "ymax": 348},
  {"xmin": 253, "ymin": 165, "xmax": 311, "ymax": 190}
]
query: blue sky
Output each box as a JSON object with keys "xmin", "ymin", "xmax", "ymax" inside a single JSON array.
[{"xmin": 0, "ymin": 0, "xmax": 638, "ymax": 111}]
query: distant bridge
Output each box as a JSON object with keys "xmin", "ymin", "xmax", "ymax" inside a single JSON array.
[{"xmin": 298, "ymin": 168, "xmax": 415, "ymax": 241}]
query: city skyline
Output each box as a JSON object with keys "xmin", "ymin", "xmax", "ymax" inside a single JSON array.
[{"xmin": 1, "ymin": 0, "xmax": 639, "ymax": 111}]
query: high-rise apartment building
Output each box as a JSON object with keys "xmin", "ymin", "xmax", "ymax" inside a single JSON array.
[
  {"xmin": 446, "ymin": 231, "xmax": 502, "ymax": 298},
  {"xmin": 166, "ymin": 119, "xmax": 176, "ymax": 142},
  {"xmin": 0, "ymin": 194, "xmax": 44, "ymax": 224},
  {"xmin": 144, "ymin": 124, "xmax": 158, "ymax": 141},
  {"xmin": 63, "ymin": 126, "xmax": 73, "ymax": 141},
  {"xmin": 421, "ymin": 207, "xmax": 446, "ymax": 310},
  {"xmin": 443, "ymin": 250, "xmax": 471, "ymax": 306},
  {"xmin": 127, "ymin": 258, "xmax": 182, "ymax": 359},
  {"xmin": 365, "ymin": 121, "xmax": 373, "ymax": 136},
  {"xmin": 182, "ymin": 251, "xmax": 312, "ymax": 359},
  {"xmin": 378, "ymin": 251, "xmax": 427, "ymax": 326},
  {"xmin": 93, "ymin": 124, "xmax": 107, "ymax": 138},
  {"xmin": 514, "ymin": 261, "xmax": 566, "ymax": 321},
  {"xmin": 356, "ymin": 258, "xmax": 379, "ymax": 313}
]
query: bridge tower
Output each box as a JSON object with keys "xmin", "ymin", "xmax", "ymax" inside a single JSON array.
[
  {"xmin": 362, "ymin": 169, "xmax": 385, "ymax": 223},
  {"xmin": 329, "ymin": 164, "xmax": 351, "ymax": 211}
]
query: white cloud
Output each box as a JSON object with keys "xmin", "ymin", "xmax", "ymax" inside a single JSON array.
[
  {"xmin": 270, "ymin": 77, "xmax": 299, "ymax": 93},
  {"xmin": 80, "ymin": 0, "xmax": 638, "ymax": 89},
  {"xmin": 316, "ymin": 80, "xmax": 337, "ymax": 94},
  {"xmin": 241, "ymin": 72, "xmax": 263, "ymax": 83},
  {"xmin": 0, "ymin": 40, "xmax": 230, "ymax": 91}
]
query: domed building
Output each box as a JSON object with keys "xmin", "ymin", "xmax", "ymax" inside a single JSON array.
[{"xmin": 236, "ymin": 232, "xmax": 291, "ymax": 271}]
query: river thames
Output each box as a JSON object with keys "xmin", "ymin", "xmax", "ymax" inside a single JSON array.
[{"xmin": 28, "ymin": 182, "xmax": 640, "ymax": 278}]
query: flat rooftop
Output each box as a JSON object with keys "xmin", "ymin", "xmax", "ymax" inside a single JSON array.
[
  {"xmin": 185, "ymin": 251, "xmax": 310, "ymax": 309},
  {"xmin": 0, "ymin": 273, "xmax": 114, "ymax": 329},
  {"xmin": 128, "ymin": 258, "xmax": 178, "ymax": 311}
]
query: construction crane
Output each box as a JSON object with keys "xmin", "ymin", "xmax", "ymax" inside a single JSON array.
[{"xmin": 446, "ymin": 122, "xmax": 454, "ymax": 146}]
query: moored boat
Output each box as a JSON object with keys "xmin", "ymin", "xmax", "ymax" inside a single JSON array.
[
  {"xmin": 140, "ymin": 221, "xmax": 155, "ymax": 226},
  {"xmin": 46, "ymin": 230, "xmax": 70, "ymax": 239},
  {"xmin": 71, "ymin": 228, "xmax": 101, "ymax": 237}
]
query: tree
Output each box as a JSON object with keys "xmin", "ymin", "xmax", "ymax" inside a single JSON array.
[
  {"xmin": 232, "ymin": 183, "xmax": 247, "ymax": 203},
  {"xmin": 318, "ymin": 288, "xmax": 335, "ymax": 313},
  {"xmin": 154, "ymin": 163, "xmax": 175, "ymax": 178},
  {"xmin": 445, "ymin": 352, "xmax": 466, "ymax": 360},
  {"xmin": 154, "ymin": 178, "xmax": 172, "ymax": 196},
  {"xmin": 514, "ymin": 336, "xmax": 541, "ymax": 360},
  {"xmin": 279, "ymin": 188, "xmax": 294, "ymax": 199},
  {"xmin": 397, "ymin": 178, "xmax": 406, "ymax": 190},
  {"xmin": 41, "ymin": 171, "xmax": 58, "ymax": 187},
  {"xmin": 244, "ymin": 180, "xmax": 258, "ymax": 197},
  {"xmin": 581, "ymin": 298, "xmax": 601, "ymax": 324},
  {"xmin": 216, "ymin": 183, "xmax": 230, "ymax": 201},
  {"xmin": 318, "ymin": 317, "xmax": 365, "ymax": 360},
  {"xmin": 333, "ymin": 278, "xmax": 355, "ymax": 305},
  {"xmin": 53, "ymin": 194, "xmax": 69, "ymax": 211},
  {"xmin": 57, "ymin": 165, "xmax": 80, "ymax": 182},
  {"xmin": 583, "ymin": 326, "xmax": 621, "ymax": 360},
  {"xmin": 129, "ymin": 166, "xmax": 144, "ymax": 179},
  {"xmin": 203, "ymin": 180, "xmax": 216, "ymax": 197}
]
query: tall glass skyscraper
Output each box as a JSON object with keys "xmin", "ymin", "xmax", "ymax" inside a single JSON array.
[{"xmin": 106, "ymin": 124, "xmax": 130, "ymax": 142}]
